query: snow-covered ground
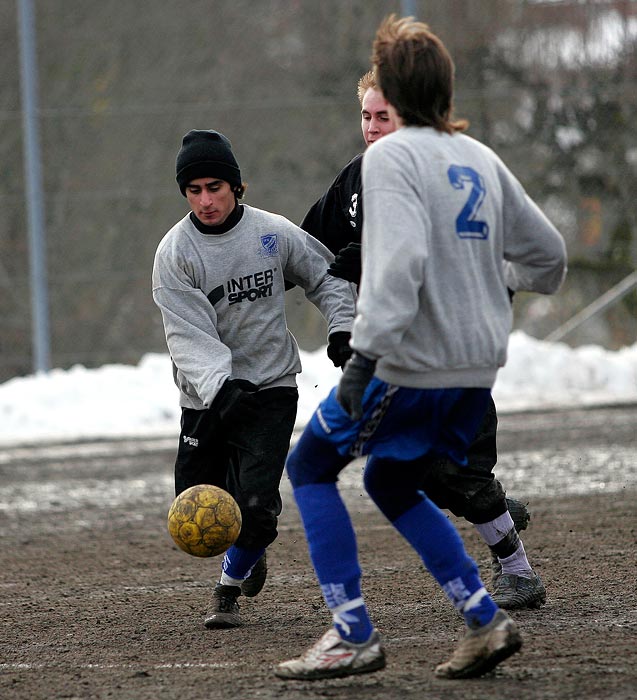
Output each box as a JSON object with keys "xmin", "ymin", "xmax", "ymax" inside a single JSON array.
[{"xmin": 1, "ymin": 330, "xmax": 636, "ymax": 448}]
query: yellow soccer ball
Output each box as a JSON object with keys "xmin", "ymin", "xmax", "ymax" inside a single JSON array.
[{"xmin": 167, "ymin": 484, "xmax": 242, "ymax": 557}]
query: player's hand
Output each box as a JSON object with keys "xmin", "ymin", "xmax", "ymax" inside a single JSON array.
[
  {"xmin": 327, "ymin": 331, "xmax": 353, "ymax": 369},
  {"xmin": 327, "ymin": 242, "xmax": 362, "ymax": 285},
  {"xmin": 336, "ymin": 352, "xmax": 376, "ymax": 420},
  {"xmin": 212, "ymin": 378, "xmax": 260, "ymax": 426}
]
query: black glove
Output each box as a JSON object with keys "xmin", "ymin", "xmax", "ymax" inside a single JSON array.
[
  {"xmin": 327, "ymin": 242, "xmax": 362, "ymax": 285},
  {"xmin": 211, "ymin": 378, "xmax": 260, "ymax": 426},
  {"xmin": 327, "ymin": 331, "xmax": 353, "ymax": 369},
  {"xmin": 336, "ymin": 352, "xmax": 376, "ymax": 420}
]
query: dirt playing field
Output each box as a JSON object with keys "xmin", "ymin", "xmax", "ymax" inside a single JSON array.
[{"xmin": 1, "ymin": 405, "xmax": 635, "ymax": 700}]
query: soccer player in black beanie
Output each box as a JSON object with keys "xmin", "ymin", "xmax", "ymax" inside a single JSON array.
[
  {"xmin": 176, "ymin": 130, "xmax": 243, "ymax": 196},
  {"xmin": 153, "ymin": 129, "xmax": 356, "ymax": 630}
]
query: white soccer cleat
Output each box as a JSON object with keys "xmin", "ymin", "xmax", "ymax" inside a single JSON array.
[
  {"xmin": 274, "ymin": 627, "xmax": 386, "ymax": 680},
  {"xmin": 435, "ymin": 609, "xmax": 522, "ymax": 679}
]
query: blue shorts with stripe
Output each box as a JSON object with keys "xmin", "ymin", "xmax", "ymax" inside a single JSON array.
[{"xmin": 309, "ymin": 377, "xmax": 491, "ymax": 465}]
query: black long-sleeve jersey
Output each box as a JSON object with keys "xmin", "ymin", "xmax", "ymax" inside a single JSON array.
[{"xmin": 300, "ymin": 154, "xmax": 363, "ymax": 255}]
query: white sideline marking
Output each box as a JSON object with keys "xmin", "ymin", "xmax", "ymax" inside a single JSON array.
[{"xmin": 0, "ymin": 661, "xmax": 239, "ymax": 670}]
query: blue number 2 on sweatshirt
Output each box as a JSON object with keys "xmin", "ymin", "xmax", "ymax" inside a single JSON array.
[{"xmin": 447, "ymin": 165, "xmax": 489, "ymax": 240}]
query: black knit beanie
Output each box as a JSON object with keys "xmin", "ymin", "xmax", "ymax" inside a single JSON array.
[{"xmin": 175, "ymin": 129, "xmax": 242, "ymax": 196}]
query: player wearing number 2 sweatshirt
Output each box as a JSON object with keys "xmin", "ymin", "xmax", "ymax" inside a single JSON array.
[
  {"xmin": 277, "ymin": 16, "xmax": 567, "ymax": 683},
  {"xmin": 354, "ymin": 125, "xmax": 566, "ymax": 387}
]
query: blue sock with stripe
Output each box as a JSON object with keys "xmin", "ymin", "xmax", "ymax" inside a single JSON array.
[
  {"xmin": 392, "ymin": 498, "xmax": 498, "ymax": 629},
  {"xmin": 221, "ymin": 544, "xmax": 265, "ymax": 582},
  {"xmin": 293, "ymin": 482, "xmax": 374, "ymax": 642}
]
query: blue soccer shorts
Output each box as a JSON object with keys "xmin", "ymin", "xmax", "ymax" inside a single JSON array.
[{"xmin": 309, "ymin": 377, "xmax": 491, "ymax": 465}]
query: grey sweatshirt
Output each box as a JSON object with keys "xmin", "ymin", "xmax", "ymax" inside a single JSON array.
[
  {"xmin": 354, "ymin": 126, "xmax": 567, "ymax": 389},
  {"xmin": 153, "ymin": 205, "xmax": 356, "ymax": 409}
]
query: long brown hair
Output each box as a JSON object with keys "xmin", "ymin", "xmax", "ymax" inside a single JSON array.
[{"xmin": 372, "ymin": 14, "xmax": 468, "ymax": 134}]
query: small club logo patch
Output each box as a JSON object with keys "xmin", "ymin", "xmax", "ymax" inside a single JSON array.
[{"xmin": 260, "ymin": 234, "xmax": 279, "ymax": 257}]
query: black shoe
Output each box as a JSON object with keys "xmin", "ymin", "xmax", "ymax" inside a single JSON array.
[
  {"xmin": 204, "ymin": 584, "xmax": 242, "ymax": 629},
  {"xmin": 492, "ymin": 573, "xmax": 547, "ymax": 610},
  {"xmin": 241, "ymin": 553, "xmax": 267, "ymax": 598}
]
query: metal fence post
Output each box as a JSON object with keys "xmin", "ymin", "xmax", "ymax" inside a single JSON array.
[{"xmin": 17, "ymin": 0, "xmax": 50, "ymax": 373}]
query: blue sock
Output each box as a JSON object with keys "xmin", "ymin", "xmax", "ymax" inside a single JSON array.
[
  {"xmin": 222, "ymin": 545, "xmax": 265, "ymax": 581},
  {"xmin": 320, "ymin": 579, "xmax": 373, "ymax": 643},
  {"xmin": 392, "ymin": 498, "xmax": 498, "ymax": 629},
  {"xmin": 294, "ymin": 482, "xmax": 373, "ymax": 643}
]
